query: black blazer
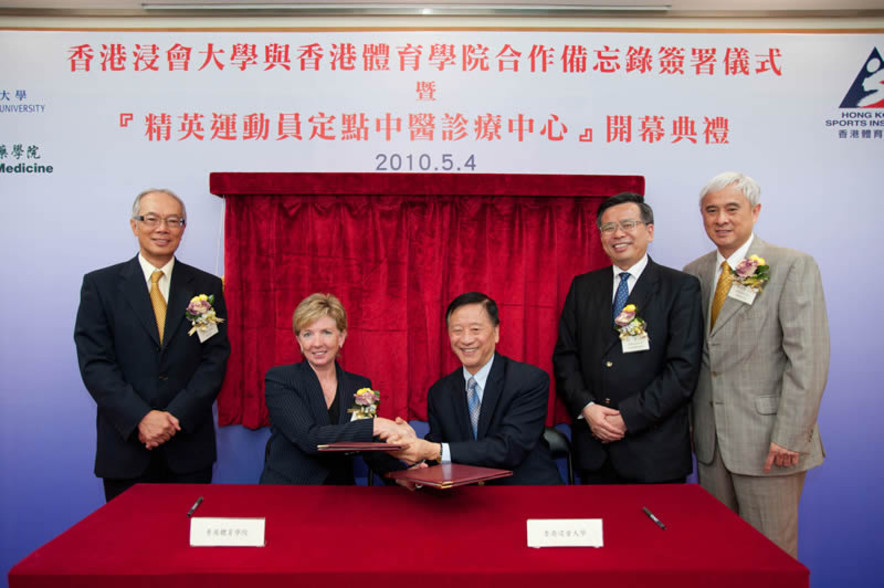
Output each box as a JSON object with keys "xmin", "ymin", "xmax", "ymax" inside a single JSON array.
[
  {"xmin": 74, "ymin": 256, "xmax": 230, "ymax": 479},
  {"xmin": 426, "ymin": 353, "xmax": 562, "ymax": 485},
  {"xmin": 553, "ymin": 257, "xmax": 703, "ymax": 482},
  {"xmin": 260, "ymin": 360, "xmax": 399, "ymax": 485}
]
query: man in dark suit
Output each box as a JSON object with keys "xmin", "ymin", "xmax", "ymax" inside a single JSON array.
[
  {"xmin": 391, "ymin": 292, "xmax": 561, "ymax": 484},
  {"xmin": 553, "ymin": 193, "xmax": 703, "ymax": 484},
  {"xmin": 75, "ymin": 189, "xmax": 230, "ymax": 501}
]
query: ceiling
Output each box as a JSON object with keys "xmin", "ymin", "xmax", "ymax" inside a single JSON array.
[{"xmin": 1, "ymin": 0, "xmax": 883, "ymax": 18}]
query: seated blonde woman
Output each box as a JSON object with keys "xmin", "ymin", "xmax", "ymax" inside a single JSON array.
[{"xmin": 260, "ymin": 293, "xmax": 411, "ymax": 485}]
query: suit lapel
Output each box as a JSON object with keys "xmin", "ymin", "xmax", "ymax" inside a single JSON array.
[
  {"xmin": 476, "ymin": 354, "xmax": 504, "ymax": 439},
  {"xmin": 336, "ymin": 363, "xmax": 353, "ymax": 424},
  {"xmin": 450, "ymin": 370, "xmax": 474, "ymax": 440},
  {"xmin": 601, "ymin": 260, "xmax": 660, "ymax": 356},
  {"xmin": 119, "ymin": 256, "xmax": 161, "ymax": 346},
  {"xmin": 710, "ymin": 238, "xmax": 766, "ymax": 337},
  {"xmin": 695, "ymin": 252, "xmax": 717, "ymax": 328},
  {"xmin": 617, "ymin": 258, "xmax": 660, "ymax": 351},
  {"xmin": 587, "ymin": 268, "xmax": 620, "ymax": 355},
  {"xmin": 302, "ymin": 361, "xmax": 331, "ymax": 424},
  {"xmin": 165, "ymin": 260, "xmax": 193, "ymax": 346}
]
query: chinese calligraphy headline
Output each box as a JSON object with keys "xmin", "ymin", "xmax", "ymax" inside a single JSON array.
[{"xmin": 68, "ymin": 41, "xmax": 784, "ymax": 76}]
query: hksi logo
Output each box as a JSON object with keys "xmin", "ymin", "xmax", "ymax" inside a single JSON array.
[{"xmin": 840, "ymin": 48, "xmax": 884, "ymax": 109}]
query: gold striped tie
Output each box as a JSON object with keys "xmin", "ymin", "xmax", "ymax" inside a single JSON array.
[
  {"xmin": 710, "ymin": 261, "xmax": 732, "ymax": 331},
  {"xmin": 150, "ymin": 270, "xmax": 167, "ymax": 343}
]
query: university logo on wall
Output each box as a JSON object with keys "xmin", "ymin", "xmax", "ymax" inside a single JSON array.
[{"xmin": 840, "ymin": 48, "xmax": 884, "ymax": 108}]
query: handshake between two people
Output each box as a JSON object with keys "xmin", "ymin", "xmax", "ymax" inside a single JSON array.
[{"xmin": 371, "ymin": 417, "xmax": 440, "ymax": 466}]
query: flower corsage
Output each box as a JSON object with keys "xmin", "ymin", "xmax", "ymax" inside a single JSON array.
[
  {"xmin": 733, "ymin": 255, "xmax": 770, "ymax": 292},
  {"xmin": 348, "ymin": 387, "xmax": 380, "ymax": 420},
  {"xmin": 186, "ymin": 294, "xmax": 225, "ymax": 342},
  {"xmin": 614, "ymin": 304, "xmax": 650, "ymax": 353},
  {"xmin": 614, "ymin": 304, "xmax": 647, "ymax": 339}
]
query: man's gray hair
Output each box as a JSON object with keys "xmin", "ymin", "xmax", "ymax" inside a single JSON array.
[
  {"xmin": 131, "ymin": 188, "xmax": 187, "ymax": 219},
  {"xmin": 699, "ymin": 172, "xmax": 761, "ymax": 207}
]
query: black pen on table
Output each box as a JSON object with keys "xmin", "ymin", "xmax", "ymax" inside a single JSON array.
[
  {"xmin": 187, "ymin": 496, "xmax": 204, "ymax": 517},
  {"xmin": 642, "ymin": 506, "xmax": 666, "ymax": 530}
]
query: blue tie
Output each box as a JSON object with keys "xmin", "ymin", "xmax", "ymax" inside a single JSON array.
[
  {"xmin": 613, "ymin": 272, "xmax": 630, "ymax": 322},
  {"xmin": 467, "ymin": 377, "xmax": 480, "ymax": 439}
]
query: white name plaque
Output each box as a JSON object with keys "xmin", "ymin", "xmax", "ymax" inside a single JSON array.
[
  {"xmin": 526, "ymin": 518, "xmax": 604, "ymax": 548},
  {"xmin": 189, "ymin": 517, "xmax": 266, "ymax": 547}
]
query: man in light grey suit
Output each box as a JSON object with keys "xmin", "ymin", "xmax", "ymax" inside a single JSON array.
[{"xmin": 684, "ymin": 171, "xmax": 829, "ymax": 559}]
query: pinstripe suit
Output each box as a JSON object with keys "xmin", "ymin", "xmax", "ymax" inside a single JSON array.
[
  {"xmin": 684, "ymin": 236, "xmax": 829, "ymax": 556},
  {"xmin": 260, "ymin": 360, "xmax": 394, "ymax": 485}
]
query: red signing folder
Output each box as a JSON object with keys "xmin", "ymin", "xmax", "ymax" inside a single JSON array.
[{"xmin": 388, "ymin": 463, "xmax": 513, "ymax": 489}]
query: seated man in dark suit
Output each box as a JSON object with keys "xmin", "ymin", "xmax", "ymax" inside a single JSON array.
[
  {"xmin": 75, "ymin": 189, "xmax": 230, "ymax": 501},
  {"xmin": 390, "ymin": 292, "xmax": 561, "ymax": 485}
]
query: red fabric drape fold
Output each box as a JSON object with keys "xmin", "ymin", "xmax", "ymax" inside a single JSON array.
[{"xmin": 213, "ymin": 173, "xmax": 644, "ymax": 429}]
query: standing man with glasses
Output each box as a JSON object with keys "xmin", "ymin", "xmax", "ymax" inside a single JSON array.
[
  {"xmin": 553, "ymin": 192, "xmax": 703, "ymax": 484},
  {"xmin": 75, "ymin": 189, "xmax": 230, "ymax": 501},
  {"xmin": 684, "ymin": 172, "xmax": 829, "ymax": 558}
]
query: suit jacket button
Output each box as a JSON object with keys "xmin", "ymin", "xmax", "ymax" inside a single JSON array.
[
  {"xmin": 604, "ymin": 398, "xmax": 611, "ymax": 405},
  {"xmin": 605, "ymin": 361, "xmax": 613, "ymax": 367}
]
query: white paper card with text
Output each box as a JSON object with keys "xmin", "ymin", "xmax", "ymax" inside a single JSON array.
[
  {"xmin": 526, "ymin": 519, "xmax": 604, "ymax": 548},
  {"xmin": 190, "ymin": 517, "xmax": 266, "ymax": 547},
  {"xmin": 728, "ymin": 284, "xmax": 757, "ymax": 305}
]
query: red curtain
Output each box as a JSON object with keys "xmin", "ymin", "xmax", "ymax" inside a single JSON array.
[{"xmin": 212, "ymin": 173, "xmax": 644, "ymax": 429}]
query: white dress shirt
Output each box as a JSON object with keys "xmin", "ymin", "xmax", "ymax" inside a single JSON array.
[
  {"xmin": 610, "ymin": 254, "xmax": 649, "ymax": 302},
  {"xmin": 440, "ymin": 355, "xmax": 495, "ymax": 463},
  {"xmin": 713, "ymin": 234, "xmax": 756, "ymax": 302},
  {"xmin": 137, "ymin": 254, "xmax": 175, "ymax": 302}
]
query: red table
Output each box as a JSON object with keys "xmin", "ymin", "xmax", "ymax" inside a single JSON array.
[{"xmin": 9, "ymin": 483, "xmax": 807, "ymax": 588}]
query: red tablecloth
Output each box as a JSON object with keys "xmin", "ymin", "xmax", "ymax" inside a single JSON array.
[{"xmin": 9, "ymin": 483, "xmax": 807, "ymax": 588}]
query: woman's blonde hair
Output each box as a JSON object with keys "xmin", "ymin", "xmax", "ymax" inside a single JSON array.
[{"xmin": 292, "ymin": 293, "xmax": 348, "ymax": 335}]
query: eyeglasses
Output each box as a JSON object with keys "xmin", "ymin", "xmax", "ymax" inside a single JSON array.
[
  {"xmin": 600, "ymin": 219, "xmax": 644, "ymax": 234},
  {"xmin": 134, "ymin": 215, "xmax": 186, "ymax": 229}
]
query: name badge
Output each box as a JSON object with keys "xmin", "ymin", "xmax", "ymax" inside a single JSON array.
[
  {"xmin": 196, "ymin": 322, "xmax": 219, "ymax": 343},
  {"xmin": 728, "ymin": 283, "xmax": 757, "ymax": 305},
  {"xmin": 621, "ymin": 333, "xmax": 650, "ymax": 354},
  {"xmin": 190, "ymin": 517, "xmax": 266, "ymax": 547},
  {"xmin": 527, "ymin": 519, "xmax": 604, "ymax": 548}
]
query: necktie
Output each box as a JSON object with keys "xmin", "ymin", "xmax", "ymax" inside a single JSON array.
[
  {"xmin": 612, "ymin": 272, "xmax": 630, "ymax": 322},
  {"xmin": 467, "ymin": 377, "xmax": 481, "ymax": 439},
  {"xmin": 710, "ymin": 261, "xmax": 732, "ymax": 331},
  {"xmin": 150, "ymin": 270, "xmax": 167, "ymax": 343}
]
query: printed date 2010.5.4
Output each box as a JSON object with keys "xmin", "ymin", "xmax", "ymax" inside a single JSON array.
[{"xmin": 375, "ymin": 153, "xmax": 477, "ymax": 172}]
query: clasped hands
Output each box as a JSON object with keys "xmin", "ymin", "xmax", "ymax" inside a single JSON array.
[
  {"xmin": 372, "ymin": 417, "xmax": 433, "ymax": 490},
  {"xmin": 583, "ymin": 404, "xmax": 800, "ymax": 474},
  {"xmin": 582, "ymin": 405, "xmax": 800, "ymax": 471},
  {"xmin": 583, "ymin": 403, "xmax": 627, "ymax": 443},
  {"xmin": 137, "ymin": 409, "xmax": 180, "ymax": 449},
  {"xmin": 373, "ymin": 417, "xmax": 438, "ymax": 465}
]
